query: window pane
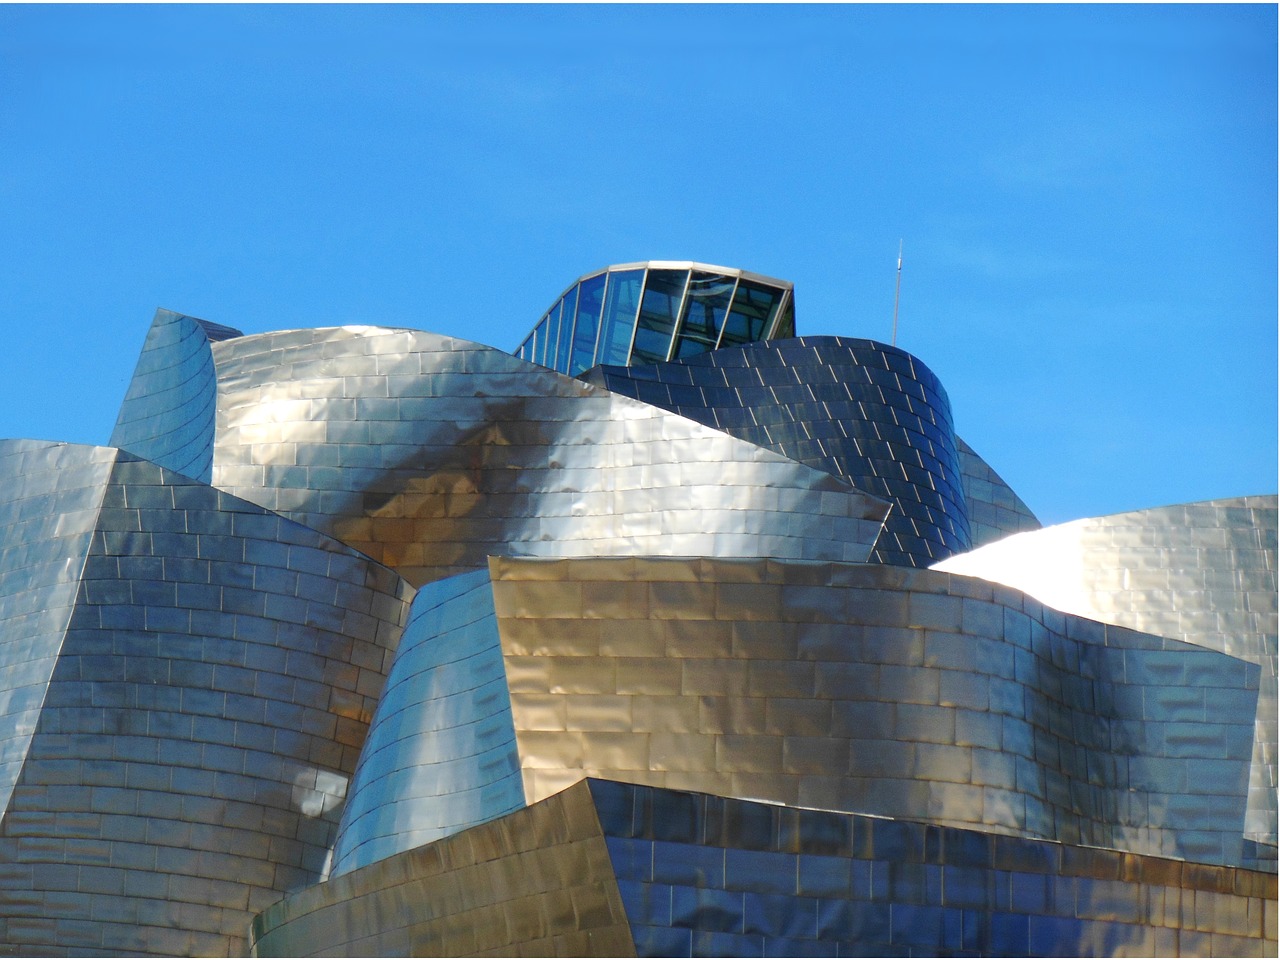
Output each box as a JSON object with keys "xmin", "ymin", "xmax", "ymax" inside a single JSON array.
[
  {"xmin": 596, "ymin": 269, "xmax": 645, "ymax": 366},
  {"xmin": 630, "ymin": 269, "xmax": 689, "ymax": 365},
  {"xmin": 554, "ymin": 286, "xmax": 580, "ymax": 373},
  {"xmin": 672, "ymin": 271, "xmax": 737, "ymax": 360},
  {"xmin": 567, "ymin": 273, "xmax": 607, "ymax": 375},
  {"xmin": 772, "ymin": 296, "xmax": 795, "ymax": 339},
  {"xmin": 718, "ymin": 280, "xmax": 783, "ymax": 347},
  {"xmin": 533, "ymin": 316, "xmax": 550, "ymax": 365}
]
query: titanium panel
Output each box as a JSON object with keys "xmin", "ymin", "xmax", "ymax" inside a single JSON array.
[
  {"xmin": 251, "ymin": 779, "xmax": 1277, "ymax": 958},
  {"xmin": 934, "ymin": 496, "xmax": 1278, "ymax": 853},
  {"xmin": 584, "ymin": 336, "xmax": 972, "ymax": 567},
  {"xmin": 209, "ymin": 326, "xmax": 889, "ymax": 586},
  {"xmin": 251, "ymin": 779, "xmax": 635, "ymax": 958},
  {"xmin": 0, "ymin": 441, "xmax": 116, "ymax": 820},
  {"xmin": 341, "ymin": 556, "xmax": 1257, "ymax": 872},
  {"xmin": 329, "ymin": 569, "xmax": 524, "ymax": 876},
  {"xmin": 110, "ymin": 309, "xmax": 242, "ymax": 484},
  {"xmin": 0, "ymin": 447, "xmax": 413, "ymax": 956},
  {"xmin": 591, "ymin": 779, "xmax": 1276, "ymax": 959},
  {"xmin": 956, "ymin": 435, "xmax": 1042, "ymax": 547}
]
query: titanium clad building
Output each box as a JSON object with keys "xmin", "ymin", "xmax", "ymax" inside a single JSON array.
[{"xmin": 0, "ymin": 263, "xmax": 1273, "ymax": 958}]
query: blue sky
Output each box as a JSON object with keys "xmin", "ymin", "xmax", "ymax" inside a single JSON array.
[{"xmin": 0, "ymin": 4, "xmax": 1274, "ymax": 526}]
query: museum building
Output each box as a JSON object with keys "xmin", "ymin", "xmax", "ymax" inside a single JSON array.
[{"xmin": 0, "ymin": 262, "xmax": 1273, "ymax": 956}]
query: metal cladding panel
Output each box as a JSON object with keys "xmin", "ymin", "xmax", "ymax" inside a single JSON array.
[
  {"xmin": 588, "ymin": 779, "xmax": 1277, "ymax": 959},
  {"xmin": 249, "ymin": 778, "xmax": 1276, "ymax": 958},
  {"xmin": 0, "ymin": 441, "xmax": 116, "ymax": 820},
  {"xmin": 250, "ymin": 779, "xmax": 635, "ymax": 958},
  {"xmin": 208, "ymin": 327, "xmax": 889, "ymax": 587},
  {"xmin": 110, "ymin": 309, "xmax": 243, "ymax": 484},
  {"xmin": 585, "ymin": 336, "xmax": 973, "ymax": 567},
  {"xmin": 955, "ymin": 435, "xmax": 1042, "ymax": 547},
  {"xmin": 473, "ymin": 556, "xmax": 1257, "ymax": 867},
  {"xmin": 0, "ymin": 448, "xmax": 413, "ymax": 956},
  {"xmin": 329, "ymin": 569, "xmax": 524, "ymax": 876},
  {"xmin": 934, "ymin": 496, "xmax": 1278, "ymax": 852}
]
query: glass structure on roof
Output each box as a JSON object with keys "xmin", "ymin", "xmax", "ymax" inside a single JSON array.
[{"xmin": 514, "ymin": 261, "xmax": 795, "ymax": 376}]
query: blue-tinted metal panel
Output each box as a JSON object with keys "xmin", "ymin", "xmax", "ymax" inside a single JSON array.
[
  {"xmin": 109, "ymin": 309, "xmax": 242, "ymax": 484},
  {"xmin": 587, "ymin": 336, "xmax": 971, "ymax": 567}
]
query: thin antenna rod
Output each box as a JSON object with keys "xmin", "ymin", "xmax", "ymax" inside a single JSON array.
[{"xmin": 892, "ymin": 239, "xmax": 903, "ymax": 346}]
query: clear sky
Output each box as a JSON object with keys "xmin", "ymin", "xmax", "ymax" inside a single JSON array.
[{"xmin": 0, "ymin": 4, "xmax": 1274, "ymax": 527}]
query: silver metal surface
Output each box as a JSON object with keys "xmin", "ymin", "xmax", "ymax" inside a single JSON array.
[
  {"xmin": 0, "ymin": 443, "xmax": 413, "ymax": 955},
  {"xmin": 328, "ymin": 569, "xmax": 523, "ymax": 875},
  {"xmin": 955, "ymin": 435, "xmax": 1042, "ymax": 547},
  {"xmin": 2, "ymin": 283, "xmax": 1273, "ymax": 957},
  {"xmin": 331, "ymin": 555, "xmax": 1259, "ymax": 876},
  {"xmin": 934, "ymin": 496, "xmax": 1278, "ymax": 851},
  {"xmin": 110, "ymin": 309, "xmax": 242, "ymax": 484},
  {"xmin": 253, "ymin": 780, "xmax": 636, "ymax": 958},
  {"xmin": 252, "ymin": 778, "xmax": 1278, "ymax": 958},
  {"xmin": 585, "ymin": 337, "xmax": 973, "ymax": 566},
  {"xmin": 209, "ymin": 326, "xmax": 889, "ymax": 587},
  {"xmin": 0, "ymin": 441, "xmax": 117, "ymax": 819}
]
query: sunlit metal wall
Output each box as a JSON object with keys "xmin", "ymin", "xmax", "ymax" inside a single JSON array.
[
  {"xmin": 329, "ymin": 569, "xmax": 524, "ymax": 875},
  {"xmin": 327, "ymin": 555, "xmax": 1257, "ymax": 874},
  {"xmin": 209, "ymin": 327, "xmax": 889, "ymax": 587},
  {"xmin": 934, "ymin": 495, "xmax": 1278, "ymax": 857},
  {"xmin": 0, "ymin": 445, "xmax": 412, "ymax": 955},
  {"xmin": 250, "ymin": 778, "xmax": 1278, "ymax": 959},
  {"xmin": 109, "ymin": 309, "xmax": 242, "ymax": 484},
  {"xmin": 0, "ymin": 441, "xmax": 117, "ymax": 820},
  {"xmin": 955, "ymin": 436, "xmax": 1042, "ymax": 547},
  {"xmin": 585, "ymin": 336, "xmax": 972, "ymax": 567},
  {"xmin": 253, "ymin": 779, "xmax": 636, "ymax": 958}
]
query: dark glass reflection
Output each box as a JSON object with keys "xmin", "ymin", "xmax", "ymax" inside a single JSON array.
[
  {"xmin": 631, "ymin": 270, "xmax": 689, "ymax": 365},
  {"xmin": 719, "ymin": 280, "xmax": 783, "ymax": 347},
  {"xmin": 672, "ymin": 272, "xmax": 737, "ymax": 360},
  {"xmin": 567, "ymin": 274, "xmax": 607, "ymax": 375},
  {"xmin": 533, "ymin": 315, "xmax": 550, "ymax": 366},
  {"xmin": 596, "ymin": 269, "xmax": 645, "ymax": 366},
  {"xmin": 554, "ymin": 287, "xmax": 579, "ymax": 373}
]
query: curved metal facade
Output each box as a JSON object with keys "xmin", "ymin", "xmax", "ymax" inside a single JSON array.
[
  {"xmin": 585, "ymin": 336, "xmax": 972, "ymax": 566},
  {"xmin": 209, "ymin": 326, "xmax": 889, "ymax": 587},
  {"xmin": 514, "ymin": 262, "xmax": 795, "ymax": 376},
  {"xmin": 934, "ymin": 496, "xmax": 1278, "ymax": 854},
  {"xmin": 956, "ymin": 435, "xmax": 1042, "ymax": 547},
  {"xmin": 0, "ymin": 443, "xmax": 412, "ymax": 955},
  {"xmin": 331, "ymin": 555, "xmax": 1257, "ymax": 877},
  {"xmin": 328, "ymin": 569, "xmax": 523, "ymax": 875},
  {"xmin": 110, "ymin": 309, "xmax": 242, "ymax": 484},
  {"xmin": 0, "ymin": 263, "xmax": 1274, "ymax": 957},
  {"xmin": 253, "ymin": 779, "xmax": 1277, "ymax": 959}
]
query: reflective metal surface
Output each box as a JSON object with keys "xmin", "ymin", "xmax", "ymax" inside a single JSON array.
[
  {"xmin": 252, "ymin": 778, "xmax": 1279, "ymax": 959},
  {"xmin": 209, "ymin": 326, "xmax": 889, "ymax": 586},
  {"xmin": 332, "ymin": 555, "xmax": 1258, "ymax": 876},
  {"xmin": 956, "ymin": 435, "xmax": 1042, "ymax": 547},
  {"xmin": 0, "ymin": 275, "xmax": 1273, "ymax": 957},
  {"xmin": 585, "ymin": 336, "xmax": 972, "ymax": 566},
  {"xmin": 0, "ymin": 443, "xmax": 412, "ymax": 955},
  {"xmin": 252, "ymin": 779, "xmax": 636, "ymax": 958},
  {"xmin": 110, "ymin": 309, "xmax": 242, "ymax": 484},
  {"xmin": 935, "ymin": 496, "xmax": 1278, "ymax": 856},
  {"xmin": 0, "ymin": 441, "xmax": 117, "ymax": 819},
  {"xmin": 328, "ymin": 569, "xmax": 523, "ymax": 875},
  {"xmin": 514, "ymin": 262, "xmax": 795, "ymax": 376}
]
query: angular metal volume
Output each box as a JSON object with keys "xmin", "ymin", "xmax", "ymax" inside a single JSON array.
[
  {"xmin": 210, "ymin": 327, "xmax": 890, "ymax": 586},
  {"xmin": 0, "ymin": 441, "xmax": 412, "ymax": 956}
]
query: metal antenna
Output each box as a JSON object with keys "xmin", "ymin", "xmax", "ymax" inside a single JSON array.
[{"xmin": 892, "ymin": 239, "xmax": 903, "ymax": 346}]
